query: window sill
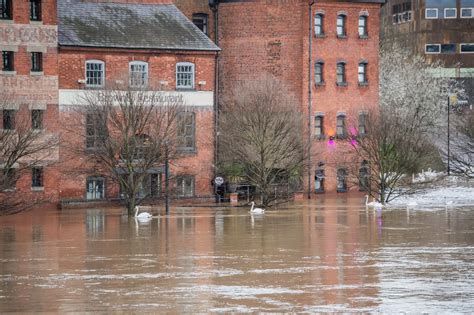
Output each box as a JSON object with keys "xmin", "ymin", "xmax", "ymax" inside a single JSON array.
[
  {"xmin": 315, "ymin": 189, "xmax": 325, "ymax": 194},
  {"xmin": 315, "ymin": 82, "xmax": 325, "ymax": 87},
  {"xmin": 359, "ymin": 35, "xmax": 369, "ymax": 39},
  {"xmin": 2, "ymin": 188, "xmax": 16, "ymax": 192},
  {"xmin": 337, "ymin": 35, "xmax": 347, "ymax": 39},
  {"xmin": 29, "ymin": 20, "xmax": 43, "ymax": 25},
  {"xmin": 176, "ymin": 87, "xmax": 196, "ymax": 92},
  {"xmin": 85, "ymin": 85, "xmax": 105, "ymax": 89},
  {"xmin": 1, "ymin": 71, "xmax": 16, "ymax": 76},
  {"xmin": 336, "ymin": 82, "xmax": 348, "ymax": 87},
  {"xmin": 30, "ymin": 71, "xmax": 44, "ymax": 76},
  {"xmin": 315, "ymin": 34, "xmax": 326, "ymax": 38},
  {"xmin": 31, "ymin": 186, "xmax": 44, "ymax": 192},
  {"xmin": 0, "ymin": 19, "xmax": 14, "ymax": 24},
  {"xmin": 358, "ymin": 82, "xmax": 369, "ymax": 87}
]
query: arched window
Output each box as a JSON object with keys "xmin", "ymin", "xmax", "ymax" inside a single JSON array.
[
  {"xmin": 336, "ymin": 14, "xmax": 346, "ymax": 37},
  {"xmin": 315, "ymin": 114, "xmax": 324, "ymax": 138},
  {"xmin": 314, "ymin": 13, "xmax": 324, "ymax": 36},
  {"xmin": 315, "ymin": 162, "xmax": 325, "ymax": 193},
  {"xmin": 336, "ymin": 62, "xmax": 346, "ymax": 85},
  {"xmin": 177, "ymin": 112, "xmax": 196, "ymax": 151},
  {"xmin": 85, "ymin": 60, "xmax": 105, "ymax": 87},
  {"xmin": 358, "ymin": 61, "xmax": 368, "ymax": 84},
  {"xmin": 336, "ymin": 113, "xmax": 346, "ymax": 138},
  {"xmin": 359, "ymin": 161, "xmax": 369, "ymax": 191},
  {"xmin": 129, "ymin": 61, "xmax": 148, "ymax": 87},
  {"xmin": 315, "ymin": 61, "xmax": 324, "ymax": 84},
  {"xmin": 176, "ymin": 62, "xmax": 195, "ymax": 89},
  {"xmin": 337, "ymin": 168, "xmax": 348, "ymax": 192},
  {"xmin": 358, "ymin": 15, "xmax": 368, "ymax": 37}
]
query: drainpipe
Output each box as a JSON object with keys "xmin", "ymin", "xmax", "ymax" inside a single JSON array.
[
  {"xmin": 307, "ymin": 0, "xmax": 315, "ymax": 199},
  {"xmin": 210, "ymin": 0, "xmax": 220, "ymax": 197}
]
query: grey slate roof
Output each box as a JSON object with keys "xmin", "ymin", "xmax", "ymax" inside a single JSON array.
[{"xmin": 58, "ymin": 0, "xmax": 220, "ymax": 51}]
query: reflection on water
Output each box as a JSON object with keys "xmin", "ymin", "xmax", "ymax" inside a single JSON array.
[{"xmin": 0, "ymin": 197, "xmax": 473, "ymax": 312}]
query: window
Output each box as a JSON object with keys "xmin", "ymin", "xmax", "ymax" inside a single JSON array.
[
  {"xmin": 461, "ymin": 7, "xmax": 473, "ymax": 17},
  {"xmin": 31, "ymin": 52, "xmax": 42, "ymax": 72},
  {"xmin": 336, "ymin": 114, "xmax": 346, "ymax": 138},
  {"xmin": 86, "ymin": 177, "xmax": 105, "ymax": 200},
  {"xmin": 85, "ymin": 111, "xmax": 107, "ymax": 149},
  {"xmin": 2, "ymin": 51, "xmax": 14, "ymax": 71},
  {"xmin": 358, "ymin": 62, "xmax": 368, "ymax": 84},
  {"xmin": 177, "ymin": 112, "xmax": 196, "ymax": 151},
  {"xmin": 426, "ymin": 0, "xmax": 456, "ymax": 18},
  {"xmin": 358, "ymin": 112, "xmax": 367, "ymax": 136},
  {"xmin": 86, "ymin": 60, "xmax": 105, "ymax": 87},
  {"xmin": 441, "ymin": 44, "xmax": 456, "ymax": 53},
  {"xmin": 0, "ymin": 0, "xmax": 12, "ymax": 19},
  {"xmin": 358, "ymin": 15, "xmax": 367, "ymax": 37},
  {"xmin": 393, "ymin": 2, "xmax": 412, "ymax": 23},
  {"xmin": 336, "ymin": 168, "xmax": 347, "ymax": 192},
  {"xmin": 315, "ymin": 165, "xmax": 325, "ymax": 193},
  {"xmin": 129, "ymin": 61, "xmax": 148, "ymax": 87},
  {"xmin": 315, "ymin": 115, "xmax": 324, "ymax": 138},
  {"xmin": 2, "ymin": 110, "xmax": 15, "ymax": 130},
  {"xmin": 315, "ymin": 62, "xmax": 324, "ymax": 84},
  {"xmin": 314, "ymin": 13, "xmax": 324, "ymax": 36},
  {"xmin": 176, "ymin": 62, "xmax": 195, "ymax": 89},
  {"xmin": 359, "ymin": 161, "xmax": 369, "ymax": 191},
  {"xmin": 177, "ymin": 176, "xmax": 194, "ymax": 197},
  {"xmin": 425, "ymin": 44, "xmax": 441, "ymax": 54},
  {"xmin": 425, "ymin": 8, "xmax": 438, "ymax": 18},
  {"xmin": 192, "ymin": 13, "xmax": 208, "ymax": 35},
  {"xmin": 32, "ymin": 167, "xmax": 43, "ymax": 188},
  {"xmin": 336, "ymin": 62, "xmax": 346, "ymax": 85},
  {"xmin": 444, "ymin": 7, "xmax": 457, "ymax": 18},
  {"xmin": 31, "ymin": 109, "xmax": 43, "ymax": 130},
  {"xmin": 336, "ymin": 15, "xmax": 346, "ymax": 37},
  {"xmin": 30, "ymin": 0, "xmax": 41, "ymax": 21},
  {"xmin": 460, "ymin": 43, "xmax": 474, "ymax": 53}
]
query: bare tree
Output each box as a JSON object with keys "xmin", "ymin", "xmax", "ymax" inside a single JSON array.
[
  {"xmin": 0, "ymin": 89, "xmax": 58, "ymax": 214},
  {"xmin": 347, "ymin": 109, "xmax": 437, "ymax": 203},
  {"xmin": 345, "ymin": 44, "xmax": 465, "ymax": 203},
  {"xmin": 447, "ymin": 109, "xmax": 474, "ymax": 178},
  {"xmin": 219, "ymin": 76, "xmax": 306, "ymax": 207},
  {"xmin": 64, "ymin": 84, "xmax": 184, "ymax": 216}
]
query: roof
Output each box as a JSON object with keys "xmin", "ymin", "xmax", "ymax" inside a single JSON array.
[{"xmin": 58, "ymin": 0, "xmax": 220, "ymax": 52}]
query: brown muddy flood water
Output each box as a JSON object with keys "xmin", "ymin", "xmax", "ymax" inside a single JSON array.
[{"xmin": 1, "ymin": 197, "xmax": 473, "ymax": 313}]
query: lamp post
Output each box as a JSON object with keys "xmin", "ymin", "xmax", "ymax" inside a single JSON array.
[{"xmin": 165, "ymin": 141, "xmax": 170, "ymax": 215}]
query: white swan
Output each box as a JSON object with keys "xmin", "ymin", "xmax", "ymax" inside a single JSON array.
[
  {"xmin": 365, "ymin": 195, "xmax": 383, "ymax": 209},
  {"xmin": 134, "ymin": 206, "xmax": 153, "ymax": 220},
  {"xmin": 249, "ymin": 201, "xmax": 265, "ymax": 214}
]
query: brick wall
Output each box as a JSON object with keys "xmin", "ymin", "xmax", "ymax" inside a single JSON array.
[{"xmin": 58, "ymin": 48, "xmax": 217, "ymax": 201}]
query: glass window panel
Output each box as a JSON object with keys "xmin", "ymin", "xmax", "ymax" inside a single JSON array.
[
  {"xmin": 425, "ymin": 44, "xmax": 440, "ymax": 53},
  {"xmin": 461, "ymin": 44, "xmax": 474, "ymax": 52},
  {"xmin": 441, "ymin": 44, "xmax": 456, "ymax": 53}
]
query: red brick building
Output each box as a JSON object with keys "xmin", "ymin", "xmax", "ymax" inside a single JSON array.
[
  {"xmin": 56, "ymin": 0, "xmax": 219, "ymax": 203},
  {"xmin": 176, "ymin": 0, "xmax": 382, "ymax": 195},
  {"xmin": 0, "ymin": 0, "xmax": 60, "ymax": 206}
]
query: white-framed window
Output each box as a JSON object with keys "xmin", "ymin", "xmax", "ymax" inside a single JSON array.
[
  {"xmin": 336, "ymin": 114, "xmax": 346, "ymax": 138},
  {"xmin": 176, "ymin": 62, "xmax": 195, "ymax": 89},
  {"xmin": 177, "ymin": 175, "xmax": 194, "ymax": 197},
  {"xmin": 336, "ymin": 14, "xmax": 346, "ymax": 37},
  {"xmin": 358, "ymin": 15, "xmax": 368, "ymax": 37},
  {"xmin": 444, "ymin": 7, "xmax": 457, "ymax": 18},
  {"xmin": 358, "ymin": 62, "xmax": 368, "ymax": 84},
  {"xmin": 425, "ymin": 44, "xmax": 441, "ymax": 54},
  {"xmin": 461, "ymin": 7, "xmax": 473, "ymax": 17},
  {"xmin": 129, "ymin": 61, "xmax": 148, "ymax": 87},
  {"xmin": 425, "ymin": 8, "xmax": 438, "ymax": 18},
  {"xmin": 315, "ymin": 115, "xmax": 324, "ymax": 138},
  {"xmin": 86, "ymin": 176, "xmax": 105, "ymax": 200},
  {"xmin": 315, "ymin": 61, "xmax": 324, "ymax": 84},
  {"xmin": 441, "ymin": 43, "xmax": 456, "ymax": 53},
  {"xmin": 86, "ymin": 60, "xmax": 105, "ymax": 87},
  {"xmin": 460, "ymin": 43, "xmax": 474, "ymax": 53},
  {"xmin": 314, "ymin": 13, "xmax": 324, "ymax": 36}
]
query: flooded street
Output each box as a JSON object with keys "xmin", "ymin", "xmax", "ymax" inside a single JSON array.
[{"xmin": 1, "ymin": 197, "xmax": 473, "ymax": 313}]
